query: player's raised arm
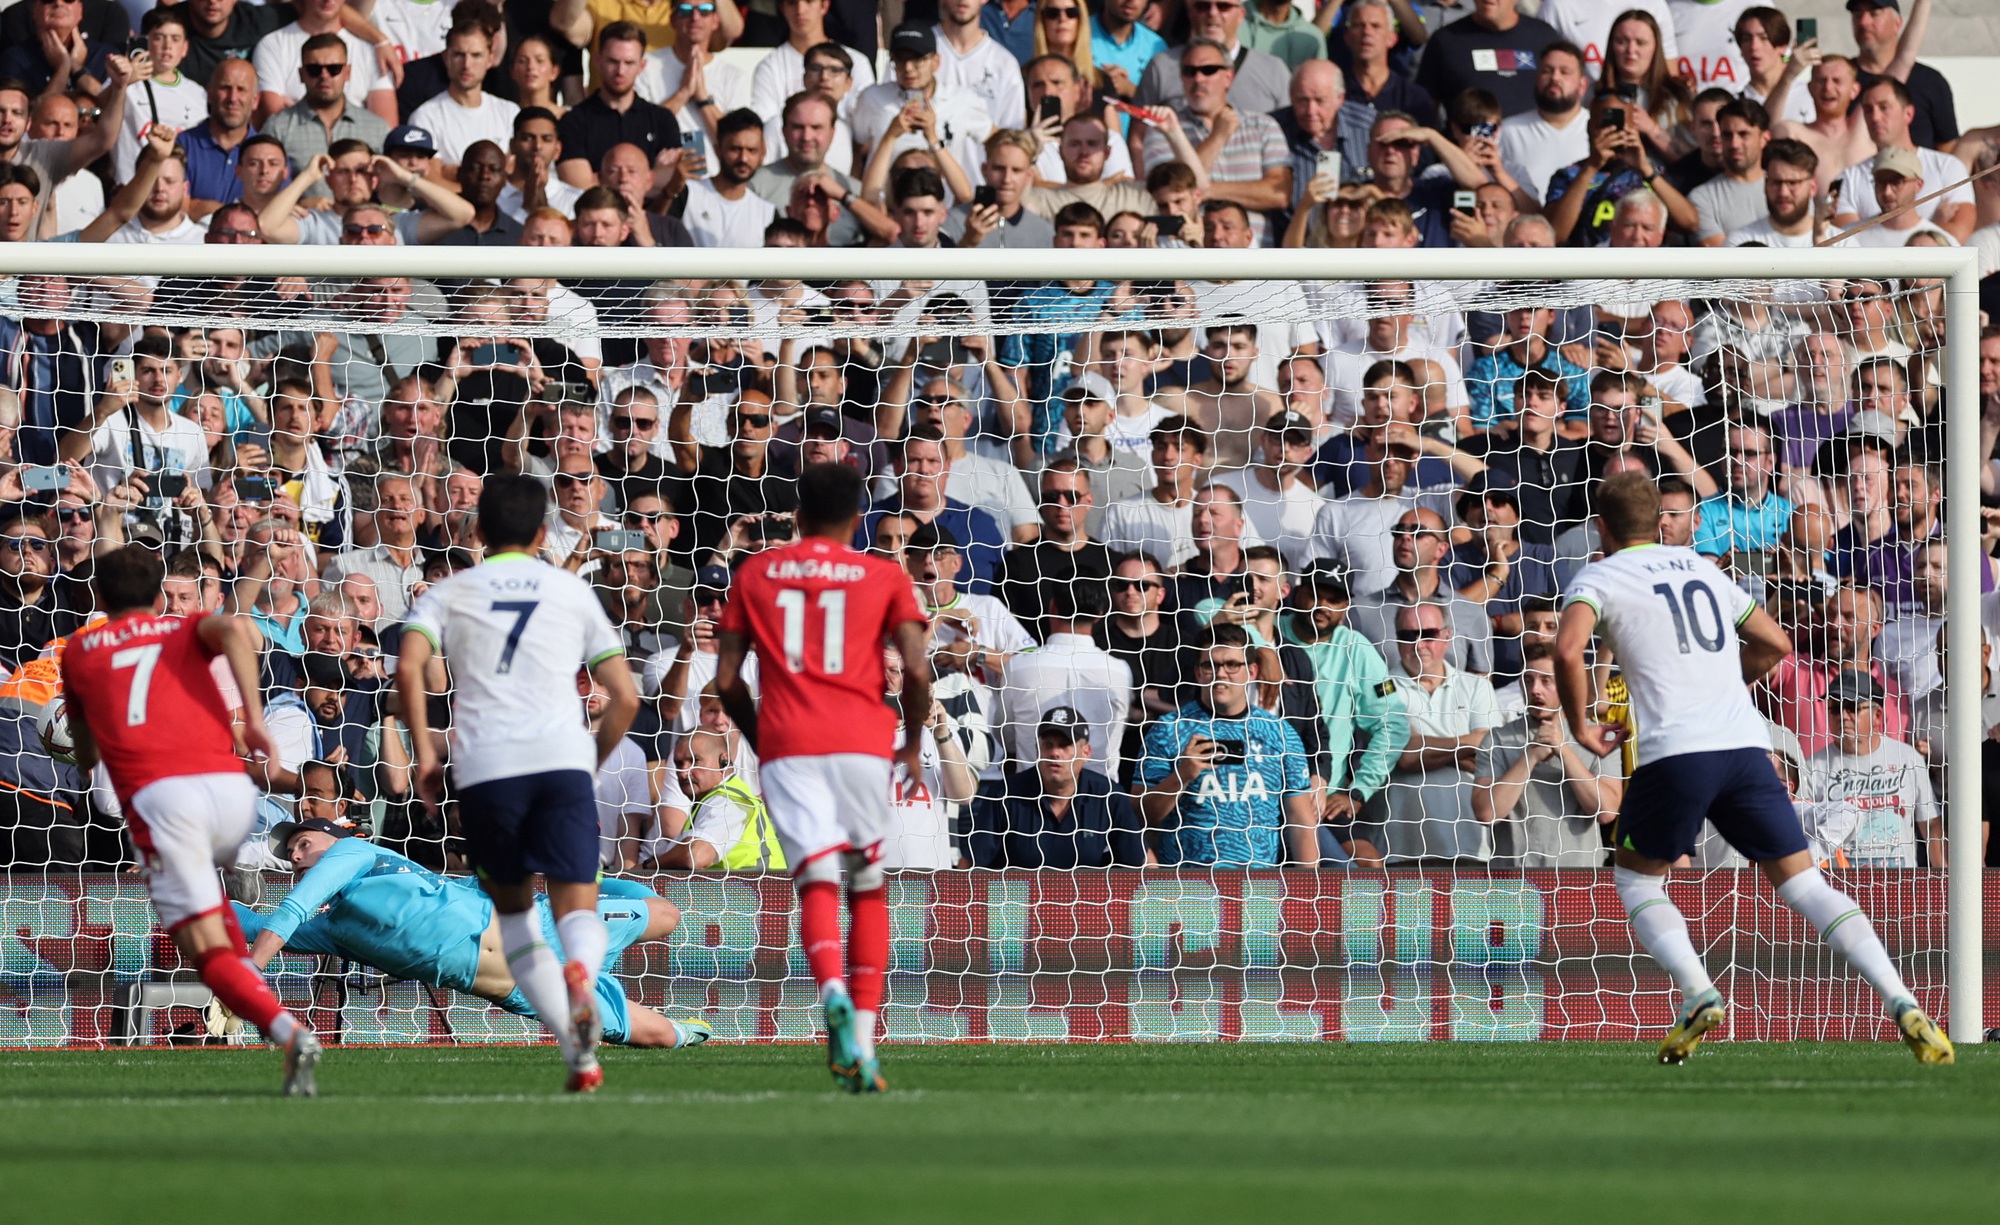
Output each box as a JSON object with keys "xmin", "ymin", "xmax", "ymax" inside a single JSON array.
[
  {"xmin": 589, "ymin": 654, "xmax": 641, "ymax": 767},
  {"xmin": 197, "ymin": 613, "xmax": 273, "ymax": 760},
  {"xmin": 1736, "ymin": 605, "xmax": 1794, "ymax": 683},
  {"xmin": 396, "ymin": 627, "xmax": 444, "ymax": 811},
  {"xmin": 891, "ymin": 619, "xmax": 932, "ymax": 777}
]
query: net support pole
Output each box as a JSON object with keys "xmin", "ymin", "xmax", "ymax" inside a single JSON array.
[{"xmin": 1945, "ymin": 257, "xmax": 1984, "ymax": 1044}]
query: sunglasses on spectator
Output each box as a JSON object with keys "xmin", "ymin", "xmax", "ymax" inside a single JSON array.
[
  {"xmin": 912, "ymin": 396, "xmax": 956, "ymax": 412},
  {"xmin": 210, "ymin": 226, "xmax": 260, "ymax": 241},
  {"xmin": 1, "ymin": 536, "xmax": 50, "ymax": 552},
  {"xmin": 1180, "ymin": 63, "xmax": 1230, "ymax": 78},
  {"xmin": 1043, "ymin": 5, "xmax": 1081, "ymax": 16},
  {"xmin": 611, "ymin": 413, "xmax": 659, "ymax": 431},
  {"xmin": 674, "ymin": 2, "xmax": 716, "ymax": 13},
  {"xmin": 737, "ymin": 413, "xmax": 772, "ymax": 428},
  {"xmin": 302, "ymin": 61, "xmax": 348, "ymax": 76},
  {"xmin": 1395, "ymin": 628, "xmax": 1448, "ymax": 642},
  {"xmin": 1192, "ymin": 0, "xmax": 1241, "ymax": 9},
  {"xmin": 1113, "ymin": 578, "xmax": 1164, "ymax": 592},
  {"xmin": 1042, "ymin": 489, "xmax": 1083, "ymax": 505},
  {"xmin": 625, "ymin": 511, "xmax": 667, "ymax": 525},
  {"xmin": 56, "ymin": 507, "xmax": 93, "ymax": 523},
  {"xmin": 553, "ymin": 471, "xmax": 594, "ymax": 485},
  {"xmin": 343, "ymin": 223, "xmax": 391, "ymax": 238},
  {"xmin": 1389, "ymin": 523, "xmax": 1441, "ymax": 536}
]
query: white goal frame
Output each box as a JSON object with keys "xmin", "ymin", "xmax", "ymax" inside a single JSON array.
[{"xmin": 1, "ymin": 242, "xmax": 1981, "ymax": 1045}]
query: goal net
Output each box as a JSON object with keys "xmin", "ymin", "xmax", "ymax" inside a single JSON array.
[{"xmin": 0, "ymin": 244, "xmax": 1985, "ymax": 1048}]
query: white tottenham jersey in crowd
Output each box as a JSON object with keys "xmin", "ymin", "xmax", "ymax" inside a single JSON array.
[
  {"xmin": 1538, "ymin": 0, "xmax": 1677, "ymax": 80},
  {"xmin": 1562, "ymin": 544, "xmax": 1769, "ymax": 767},
  {"xmin": 402, "ymin": 552, "xmax": 624, "ymax": 787}
]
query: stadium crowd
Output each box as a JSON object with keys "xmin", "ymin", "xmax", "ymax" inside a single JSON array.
[{"xmin": 0, "ymin": 0, "xmax": 1998, "ymax": 877}]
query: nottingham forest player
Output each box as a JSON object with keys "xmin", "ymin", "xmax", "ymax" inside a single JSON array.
[
  {"xmin": 1554, "ymin": 473, "xmax": 1952, "ymax": 1065},
  {"xmin": 398, "ymin": 474, "xmax": 642, "ymax": 1092},
  {"xmin": 60, "ymin": 544, "xmax": 323, "ymax": 1095},
  {"xmin": 715, "ymin": 463, "xmax": 931, "ymax": 1093}
]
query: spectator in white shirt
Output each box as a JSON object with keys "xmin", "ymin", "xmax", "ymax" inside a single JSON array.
[
  {"xmin": 851, "ymin": 23, "xmax": 994, "ymax": 185},
  {"xmin": 117, "ymin": 8, "xmax": 209, "ymax": 185},
  {"xmin": 253, "ymin": 0, "xmax": 398, "ymax": 126},
  {"xmin": 640, "ymin": 0, "xmax": 750, "ymax": 139},
  {"xmin": 498, "ymin": 107, "xmax": 583, "ymax": 221},
  {"xmin": 681, "ymin": 109, "xmax": 777, "ymax": 247},
  {"xmin": 408, "ymin": 22, "xmax": 521, "ymax": 176},
  {"xmin": 1832, "ymin": 77, "xmax": 1973, "ymax": 242},
  {"xmin": 992, "ymin": 581, "xmax": 1134, "ymax": 779},
  {"xmin": 1724, "ymin": 138, "xmax": 1826, "ymax": 247},
  {"xmin": 1844, "ymin": 145, "xmax": 1956, "ymax": 248},
  {"xmin": 935, "ymin": 0, "xmax": 1027, "ymax": 129},
  {"xmin": 1097, "ymin": 414, "xmax": 1210, "ymax": 570},
  {"xmin": 105, "ymin": 147, "xmax": 207, "ymax": 245},
  {"xmin": 749, "ymin": 0, "xmax": 876, "ymax": 124}
]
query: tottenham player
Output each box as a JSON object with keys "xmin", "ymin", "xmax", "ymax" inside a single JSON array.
[
  {"xmin": 1554, "ymin": 473, "xmax": 1952, "ymax": 1065},
  {"xmin": 398, "ymin": 475, "xmax": 642, "ymax": 1092},
  {"xmin": 715, "ymin": 463, "xmax": 931, "ymax": 1093},
  {"xmin": 236, "ymin": 805, "xmax": 711, "ymax": 1051},
  {"xmin": 60, "ymin": 545, "xmax": 323, "ymax": 1094}
]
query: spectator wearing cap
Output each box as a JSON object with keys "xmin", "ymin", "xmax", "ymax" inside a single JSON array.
[
  {"xmin": 1761, "ymin": 584, "xmax": 1910, "ymax": 756},
  {"xmin": 972, "ymin": 707, "xmax": 1146, "ymax": 869},
  {"xmin": 1213, "ymin": 409, "xmax": 1324, "ymax": 571},
  {"xmin": 645, "ymin": 563, "xmax": 754, "ymax": 736},
  {"xmin": 259, "ymin": 33, "xmax": 391, "ymax": 179},
  {"xmin": 1831, "ymin": 75, "xmax": 1972, "ymax": 242},
  {"xmin": 1044, "ymin": 375, "xmax": 1152, "ymax": 526},
  {"xmin": 858, "ymin": 426, "xmax": 1008, "ymax": 596},
  {"xmin": 557, "ymin": 23, "xmax": 685, "ymax": 186},
  {"xmin": 178, "ymin": 56, "xmax": 258, "ymax": 213},
  {"xmin": 992, "ymin": 579, "xmax": 1133, "ymax": 779},
  {"xmin": 1448, "ymin": 473, "xmax": 1556, "ymax": 677},
  {"xmin": 408, "ymin": 23, "xmax": 520, "ymax": 176},
  {"xmin": 851, "ymin": 24, "xmax": 995, "ymax": 191},
  {"xmin": 1803, "ymin": 666, "xmax": 1939, "ymax": 867},
  {"xmin": 1472, "ymin": 641, "xmax": 1620, "ymax": 868},
  {"xmin": 1279, "ymin": 563, "xmax": 1406, "ymax": 858},
  {"xmin": 774, "ymin": 402, "xmax": 895, "ymax": 504},
  {"xmin": 1348, "ymin": 506, "xmax": 1493, "ymax": 675},
  {"xmin": 993, "ymin": 461, "xmax": 1116, "ymax": 638},
  {"xmin": 1844, "ymin": 145, "xmax": 1955, "ymax": 247}
]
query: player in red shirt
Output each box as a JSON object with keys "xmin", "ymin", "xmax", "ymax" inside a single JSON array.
[
  {"xmin": 716, "ymin": 463, "xmax": 930, "ymax": 1093},
  {"xmin": 61, "ymin": 545, "xmax": 322, "ymax": 1095}
]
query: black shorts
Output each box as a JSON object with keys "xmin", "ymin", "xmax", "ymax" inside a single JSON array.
[
  {"xmin": 456, "ymin": 769, "xmax": 600, "ymax": 886},
  {"xmin": 1616, "ymin": 747, "xmax": 1808, "ymax": 864}
]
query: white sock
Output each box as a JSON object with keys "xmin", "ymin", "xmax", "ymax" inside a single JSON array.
[
  {"xmin": 819, "ymin": 979, "xmax": 848, "ymax": 1002},
  {"xmin": 1776, "ymin": 867, "xmax": 1913, "ymax": 1012},
  {"xmin": 854, "ymin": 1009, "xmax": 877, "ymax": 1060},
  {"xmin": 556, "ymin": 909, "xmax": 609, "ymax": 982},
  {"xmin": 265, "ymin": 1011, "xmax": 298, "ymax": 1046},
  {"xmin": 499, "ymin": 908, "xmax": 577, "ymax": 1061},
  {"xmin": 1615, "ymin": 868, "xmax": 1717, "ymax": 1003}
]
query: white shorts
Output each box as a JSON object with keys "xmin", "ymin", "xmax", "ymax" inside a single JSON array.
[
  {"xmin": 127, "ymin": 772, "xmax": 261, "ymax": 929},
  {"xmin": 759, "ymin": 754, "xmax": 894, "ymax": 871}
]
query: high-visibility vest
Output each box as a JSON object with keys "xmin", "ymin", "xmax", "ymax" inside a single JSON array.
[{"xmin": 693, "ymin": 775, "xmax": 787, "ymax": 872}]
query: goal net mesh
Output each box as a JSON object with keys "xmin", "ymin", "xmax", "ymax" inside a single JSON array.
[{"xmin": 0, "ymin": 263, "xmax": 1977, "ymax": 1046}]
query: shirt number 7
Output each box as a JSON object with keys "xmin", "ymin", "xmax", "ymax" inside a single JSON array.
[{"xmin": 492, "ymin": 600, "xmax": 539, "ymax": 673}]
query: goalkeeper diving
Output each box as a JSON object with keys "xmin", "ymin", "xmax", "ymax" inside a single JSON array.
[{"xmin": 232, "ymin": 771, "xmax": 710, "ymax": 1050}]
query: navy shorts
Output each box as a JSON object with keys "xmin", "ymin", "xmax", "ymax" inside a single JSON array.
[
  {"xmin": 1617, "ymin": 747, "xmax": 1809, "ymax": 864},
  {"xmin": 456, "ymin": 769, "xmax": 600, "ymax": 886}
]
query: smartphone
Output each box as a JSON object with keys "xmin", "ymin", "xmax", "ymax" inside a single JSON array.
[
  {"xmin": 1314, "ymin": 148, "xmax": 1342, "ymax": 183},
  {"xmin": 680, "ymin": 127, "xmax": 707, "ymax": 174},
  {"xmin": 1453, "ymin": 190, "xmax": 1478, "ymax": 213},
  {"xmin": 1210, "ymin": 738, "xmax": 1247, "ymax": 768},
  {"xmin": 1037, "ymin": 95, "xmax": 1062, "ymax": 124},
  {"xmin": 467, "ymin": 342, "xmax": 525, "ymax": 367},
  {"xmin": 1796, "ymin": 17, "xmax": 1816, "ymax": 43},
  {"xmin": 901, "ymin": 87, "xmax": 923, "ymax": 107},
  {"xmin": 109, "ymin": 356, "xmax": 134, "ymax": 384},
  {"xmin": 751, "ymin": 515, "xmax": 794, "ymax": 542},
  {"xmin": 1614, "ymin": 82, "xmax": 1639, "ymax": 103},
  {"xmin": 1599, "ymin": 106, "xmax": 1625, "ymax": 130},
  {"xmin": 595, "ymin": 529, "xmax": 646, "ymax": 553},
  {"xmin": 1470, "ymin": 121, "xmax": 1496, "ymax": 141},
  {"xmin": 1828, "ymin": 177, "xmax": 1843, "ymax": 204},
  {"xmin": 152, "ymin": 471, "xmax": 188, "ymax": 499},
  {"xmin": 972, "ymin": 184, "xmax": 999, "ymax": 210},
  {"xmin": 1144, "ymin": 213, "xmax": 1185, "ymax": 238},
  {"xmin": 22, "ymin": 465, "xmax": 68, "ymax": 492},
  {"xmin": 234, "ymin": 474, "xmax": 275, "ymax": 502}
]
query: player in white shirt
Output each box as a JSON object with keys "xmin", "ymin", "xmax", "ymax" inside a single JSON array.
[
  {"xmin": 397, "ymin": 475, "xmax": 643, "ymax": 1092},
  {"xmin": 1554, "ymin": 472, "xmax": 1951, "ymax": 1065}
]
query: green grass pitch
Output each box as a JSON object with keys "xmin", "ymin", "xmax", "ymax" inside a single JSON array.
[{"xmin": 3, "ymin": 1042, "xmax": 1995, "ymax": 1223}]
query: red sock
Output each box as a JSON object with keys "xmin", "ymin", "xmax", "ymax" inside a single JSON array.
[
  {"xmin": 798, "ymin": 880, "xmax": 845, "ymax": 989},
  {"xmin": 846, "ymin": 886, "xmax": 888, "ymax": 1015},
  {"xmin": 194, "ymin": 945, "xmax": 290, "ymax": 1034},
  {"xmin": 218, "ymin": 902, "xmax": 250, "ymax": 957}
]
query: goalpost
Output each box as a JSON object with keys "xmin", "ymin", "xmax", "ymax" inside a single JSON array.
[{"xmin": 0, "ymin": 242, "xmax": 1983, "ymax": 1048}]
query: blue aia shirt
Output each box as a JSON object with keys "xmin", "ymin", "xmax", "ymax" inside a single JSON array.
[{"xmin": 1142, "ymin": 703, "xmax": 1310, "ymax": 866}]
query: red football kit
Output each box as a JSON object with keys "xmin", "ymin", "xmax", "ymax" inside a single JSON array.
[
  {"xmin": 60, "ymin": 613, "xmax": 242, "ymax": 808},
  {"xmin": 718, "ymin": 538, "xmax": 926, "ymax": 762}
]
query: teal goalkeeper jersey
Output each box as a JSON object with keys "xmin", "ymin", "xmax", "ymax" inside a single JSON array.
[{"xmin": 237, "ymin": 840, "xmax": 489, "ymax": 993}]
